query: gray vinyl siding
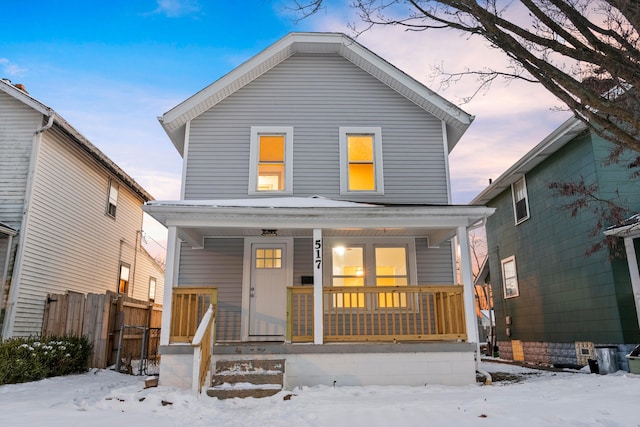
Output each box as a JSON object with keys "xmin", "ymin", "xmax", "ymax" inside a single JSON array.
[
  {"xmin": 415, "ymin": 239, "xmax": 455, "ymax": 284},
  {"xmin": 0, "ymin": 91, "xmax": 41, "ymax": 230},
  {"xmin": 10, "ymin": 125, "xmax": 147, "ymax": 336},
  {"xmin": 177, "ymin": 238, "xmax": 244, "ymax": 341},
  {"xmin": 185, "ymin": 53, "xmax": 448, "ymax": 204},
  {"xmin": 293, "ymin": 238, "xmax": 314, "ymax": 286}
]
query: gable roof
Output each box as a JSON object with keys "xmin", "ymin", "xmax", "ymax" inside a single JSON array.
[
  {"xmin": 0, "ymin": 79, "xmax": 153, "ymax": 202},
  {"xmin": 471, "ymin": 116, "xmax": 587, "ymax": 206},
  {"xmin": 159, "ymin": 32, "xmax": 474, "ymax": 156}
]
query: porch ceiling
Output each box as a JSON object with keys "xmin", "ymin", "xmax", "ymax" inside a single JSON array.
[{"xmin": 142, "ymin": 200, "xmax": 495, "ymax": 248}]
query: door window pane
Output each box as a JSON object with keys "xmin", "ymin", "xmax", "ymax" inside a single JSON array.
[{"xmin": 256, "ymin": 248, "xmax": 282, "ymax": 269}]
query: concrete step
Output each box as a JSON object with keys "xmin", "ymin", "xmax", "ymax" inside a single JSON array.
[
  {"xmin": 206, "ymin": 383, "xmax": 282, "ymax": 399},
  {"xmin": 207, "ymin": 359, "xmax": 285, "ymax": 399},
  {"xmin": 215, "ymin": 359, "xmax": 285, "ymax": 373}
]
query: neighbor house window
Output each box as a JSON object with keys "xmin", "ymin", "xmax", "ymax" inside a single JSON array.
[
  {"xmin": 339, "ymin": 127, "xmax": 384, "ymax": 194},
  {"xmin": 107, "ymin": 180, "xmax": 119, "ymax": 218},
  {"xmin": 330, "ymin": 240, "xmax": 414, "ymax": 308},
  {"xmin": 148, "ymin": 277, "xmax": 157, "ymax": 301},
  {"xmin": 249, "ymin": 126, "xmax": 293, "ymax": 194},
  {"xmin": 501, "ymin": 256, "xmax": 519, "ymax": 298},
  {"xmin": 118, "ymin": 263, "xmax": 130, "ymax": 294},
  {"xmin": 512, "ymin": 177, "xmax": 529, "ymax": 224}
]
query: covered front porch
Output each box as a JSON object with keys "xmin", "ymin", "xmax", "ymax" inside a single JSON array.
[{"xmin": 143, "ymin": 197, "xmax": 494, "ymax": 392}]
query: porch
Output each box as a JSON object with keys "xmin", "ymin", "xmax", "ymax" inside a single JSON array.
[{"xmin": 162, "ymin": 284, "xmax": 473, "ymax": 392}]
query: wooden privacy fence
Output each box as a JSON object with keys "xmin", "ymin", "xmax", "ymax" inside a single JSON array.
[
  {"xmin": 287, "ymin": 285, "xmax": 467, "ymax": 343},
  {"xmin": 42, "ymin": 291, "xmax": 162, "ymax": 370}
]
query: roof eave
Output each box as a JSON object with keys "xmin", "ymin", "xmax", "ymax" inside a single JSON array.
[
  {"xmin": 159, "ymin": 32, "xmax": 473, "ymax": 151},
  {"xmin": 470, "ymin": 116, "xmax": 587, "ymax": 206}
]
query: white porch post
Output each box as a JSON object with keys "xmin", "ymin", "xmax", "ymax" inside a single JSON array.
[
  {"xmin": 457, "ymin": 226, "xmax": 480, "ymax": 346},
  {"xmin": 623, "ymin": 236, "xmax": 640, "ymax": 330},
  {"xmin": 160, "ymin": 226, "xmax": 180, "ymax": 346},
  {"xmin": 313, "ymin": 228, "xmax": 323, "ymax": 344}
]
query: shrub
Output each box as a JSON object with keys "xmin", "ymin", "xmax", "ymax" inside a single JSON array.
[{"xmin": 0, "ymin": 335, "xmax": 92, "ymax": 385}]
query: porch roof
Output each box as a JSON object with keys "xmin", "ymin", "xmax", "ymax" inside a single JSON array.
[
  {"xmin": 0, "ymin": 222, "xmax": 18, "ymax": 237},
  {"xmin": 604, "ymin": 213, "xmax": 640, "ymax": 238},
  {"xmin": 143, "ymin": 197, "xmax": 495, "ymax": 248}
]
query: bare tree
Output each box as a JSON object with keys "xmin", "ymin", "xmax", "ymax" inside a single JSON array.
[{"xmin": 291, "ymin": 0, "xmax": 640, "ymax": 153}]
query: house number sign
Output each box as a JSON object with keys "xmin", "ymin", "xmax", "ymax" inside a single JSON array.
[{"xmin": 314, "ymin": 239, "xmax": 322, "ymax": 270}]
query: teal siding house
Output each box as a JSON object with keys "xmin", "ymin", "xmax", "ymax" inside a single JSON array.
[{"xmin": 472, "ymin": 116, "xmax": 640, "ymax": 371}]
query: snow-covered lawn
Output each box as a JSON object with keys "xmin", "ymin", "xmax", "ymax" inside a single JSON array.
[{"xmin": 0, "ymin": 361, "xmax": 638, "ymax": 426}]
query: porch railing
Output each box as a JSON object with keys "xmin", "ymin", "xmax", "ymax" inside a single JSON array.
[
  {"xmin": 170, "ymin": 287, "xmax": 218, "ymax": 343},
  {"xmin": 287, "ymin": 285, "xmax": 466, "ymax": 343},
  {"xmin": 191, "ymin": 304, "xmax": 216, "ymax": 394}
]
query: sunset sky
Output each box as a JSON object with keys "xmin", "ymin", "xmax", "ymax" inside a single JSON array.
[{"xmin": 1, "ymin": 1, "xmax": 571, "ymax": 245}]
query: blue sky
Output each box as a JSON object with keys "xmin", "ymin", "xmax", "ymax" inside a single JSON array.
[{"xmin": 1, "ymin": 0, "xmax": 571, "ymax": 244}]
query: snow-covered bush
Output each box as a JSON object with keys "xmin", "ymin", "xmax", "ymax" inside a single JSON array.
[{"xmin": 0, "ymin": 336, "xmax": 92, "ymax": 385}]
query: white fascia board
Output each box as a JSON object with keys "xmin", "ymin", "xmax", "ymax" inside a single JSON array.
[
  {"xmin": 159, "ymin": 32, "xmax": 473, "ymax": 150},
  {"xmin": 143, "ymin": 204, "xmax": 495, "ymax": 230}
]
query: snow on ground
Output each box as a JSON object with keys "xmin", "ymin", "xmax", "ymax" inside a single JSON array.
[{"xmin": 0, "ymin": 361, "xmax": 638, "ymax": 427}]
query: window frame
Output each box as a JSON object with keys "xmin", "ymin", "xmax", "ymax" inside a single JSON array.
[
  {"xmin": 148, "ymin": 277, "xmax": 157, "ymax": 302},
  {"xmin": 501, "ymin": 255, "xmax": 519, "ymax": 299},
  {"xmin": 325, "ymin": 238, "xmax": 417, "ymax": 310},
  {"xmin": 118, "ymin": 262, "xmax": 130, "ymax": 295},
  {"xmin": 339, "ymin": 127, "xmax": 384, "ymax": 195},
  {"xmin": 248, "ymin": 126, "xmax": 293, "ymax": 195},
  {"xmin": 511, "ymin": 176, "xmax": 530, "ymax": 224},
  {"xmin": 106, "ymin": 179, "xmax": 119, "ymax": 218}
]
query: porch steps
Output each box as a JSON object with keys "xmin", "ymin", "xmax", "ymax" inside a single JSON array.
[{"xmin": 206, "ymin": 359, "xmax": 285, "ymax": 399}]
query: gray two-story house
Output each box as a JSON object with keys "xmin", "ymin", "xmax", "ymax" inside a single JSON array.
[
  {"xmin": 143, "ymin": 32, "xmax": 494, "ymax": 394},
  {"xmin": 472, "ymin": 116, "xmax": 640, "ymax": 371}
]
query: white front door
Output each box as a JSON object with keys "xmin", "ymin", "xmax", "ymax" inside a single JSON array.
[{"xmin": 249, "ymin": 242, "xmax": 288, "ymax": 338}]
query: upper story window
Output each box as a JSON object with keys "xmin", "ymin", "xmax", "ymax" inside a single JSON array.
[
  {"xmin": 501, "ymin": 256, "xmax": 519, "ymax": 299},
  {"xmin": 249, "ymin": 126, "xmax": 293, "ymax": 194},
  {"xmin": 106, "ymin": 179, "xmax": 119, "ymax": 218},
  {"xmin": 339, "ymin": 127, "xmax": 384, "ymax": 195},
  {"xmin": 511, "ymin": 177, "xmax": 529, "ymax": 224}
]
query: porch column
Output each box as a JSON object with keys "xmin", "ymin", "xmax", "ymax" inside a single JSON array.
[
  {"xmin": 313, "ymin": 228, "xmax": 323, "ymax": 344},
  {"xmin": 623, "ymin": 236, "xmax": 640, "ymax": 330},
  {"xmin": 160, "ymin": 226, "xmax": 180, "ymax": 346},
  {"xmin": 457, "ymin": 226, "xmax": 480, "ymax": 345}
]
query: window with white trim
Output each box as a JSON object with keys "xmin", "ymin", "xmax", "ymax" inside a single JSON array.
[
  {"xmin": 118, "ymin": 263, "xmax": 130, "ymax": 295},
  {"xmin": 501, "ymin": 256, "xmax": 519, "ymax": 298},
  {"xmin": 106, "ymin": 179, "xmax": 118, "ymax": 218},
  {"xmin": 512, "ymin": 177, "xmax": 529, "ymax": 224},
  {"xmin": 148, "ymin": 277, "xmax": 157, "ymax": 301},
  {"xmin": 249, "ymin": 126, "xmax": 293, "ymax": 194},
  {"xmin": 329, "ymin": 240, "xmax": 415, "ymax": 308},
  {"xmin": 339, "ymin": 127, "xmax": 384, "ymax": 194}
]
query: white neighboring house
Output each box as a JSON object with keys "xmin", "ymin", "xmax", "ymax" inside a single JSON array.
[
  {"xmin": 144, "ymin": 32, "xmax": 494, "ymax": 392},
  {"xmin": 0, "ymin": 78, "xmax": 164, "ymax": 339}
]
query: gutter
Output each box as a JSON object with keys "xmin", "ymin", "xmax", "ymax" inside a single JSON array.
[{"xmin": 35, "ymin": 110, "xmax": 55, "ymax": 134}]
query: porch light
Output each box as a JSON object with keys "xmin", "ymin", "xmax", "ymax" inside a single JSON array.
[{"xmin": 261, "ymin": 229, "xmax": 278, "ymax": 236}]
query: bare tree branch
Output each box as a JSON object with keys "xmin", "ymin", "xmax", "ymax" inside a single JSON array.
[{"xmin": 290, "ymin": 0, "xmax": 640, "ymax": 152}]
